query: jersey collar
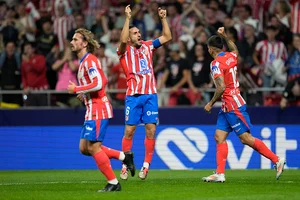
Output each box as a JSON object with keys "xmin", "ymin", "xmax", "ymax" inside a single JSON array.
[
  {"xmin": 80, "ymin": 52, "xmax": 89, "ymax": 64},
  {"xmin": 217, "ymin": 52, "xmax": 225, "ymax": 57}
]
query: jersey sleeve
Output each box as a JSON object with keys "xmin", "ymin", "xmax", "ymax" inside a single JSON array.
[
  {"xmin": 74, "ymin": 58, "xmax": 103, "ymax": 94},
  {"xmin": 210, "ymin": 60, "xmax": 224, "ymax": 79}
]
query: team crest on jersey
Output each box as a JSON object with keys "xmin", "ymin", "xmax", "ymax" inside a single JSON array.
[
  {"xmin": 211, "ymin": 65, "xmax": 221, "ymax": 76},
  {"xmin": 88, "ymin": 67, "xmax": 99, "ymax": 78}
]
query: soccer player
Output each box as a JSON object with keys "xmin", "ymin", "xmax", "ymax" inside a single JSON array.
[
  {"xmin": 67, "ymin": 28, "xmax": 135, "ymax": 192},
  {"xmin": 117, "ymin": 5, "xmax": 172, "ymax": 180},
  {"xmin": 202, "ymin": 27, "xmax": 286, "ymax": 182}
]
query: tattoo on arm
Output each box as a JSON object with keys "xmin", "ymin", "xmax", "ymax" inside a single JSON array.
[{"xmin": 210, "ymin": 76, "xmax": 226, "ymax": 105}]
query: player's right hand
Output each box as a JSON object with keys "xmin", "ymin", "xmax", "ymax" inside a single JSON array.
[
  {"xmin": 217, "ymin": 27, "xmax": 227, "ymax": 38},
  {"xmin": 125, "ymin": 5, "xmax": 131, "ymax": 19},
  {"xmin": 77, "ymin": 93, "xmax": 85, "ymax": 102}
]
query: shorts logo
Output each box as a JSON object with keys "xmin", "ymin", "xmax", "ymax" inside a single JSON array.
[
  {"xmin": 125, "ymin": 107, "xmax": 130, "ymax": 121},
  {"xmin": 231, "ymin": 123, "xmax": 240, "ymax": 128},
  {"xmin": 146, "ymin": 111, "xmax": 158, "ymax": 116},
  {"xmin": 86, "ymin": 126, "xmax": 93, "ymax": 131},
  {"xmin": 84, "ymin": 132, "xmax": 90, "ymax": 137}
]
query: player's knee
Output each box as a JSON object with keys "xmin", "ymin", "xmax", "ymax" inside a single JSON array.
[
  {"xmin": 239, "ymin": 132, "xmax": 253, "ymax": 145},
  {"xmin": 214, "ymin": 134, "xmax": 224, "ymax": 144},
  {"xmin": 79, "ymin": 146, "xmax": 89, "ymax": 155},
  {"xmin": 124, "ymin": 127, "xmax": 135, "ymax": 138},
  {"xmin": 145, "ymin": 127, "xmax": 156, "ymax": 139}
]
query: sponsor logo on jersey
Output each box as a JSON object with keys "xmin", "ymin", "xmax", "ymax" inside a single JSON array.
[{"xmin": 88, "ymin": 67, "xmax": 98, "ymax": 78}]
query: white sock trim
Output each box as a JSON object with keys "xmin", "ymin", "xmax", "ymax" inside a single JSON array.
[
  {"xmin": 119, "ymin": 152, "xmax": 125, "ymax": 161},
  {"xmin": 143, "ymin": 162, "xmax": 150, "ymax": 169},
  {"xmin": 108, "ymin": 178, "xmax": 118, "ymax": 185}
]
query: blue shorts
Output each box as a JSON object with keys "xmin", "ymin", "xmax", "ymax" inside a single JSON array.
[
  {"xmin": 80, "ymin": 119, "xmax": 109, "ymax": 141},
  {"xmin": 216, "ymin": 105, "xmax": 252, "ymax": 135},
  {"xmin": 125, "ymin": 94, "xmax": 158, "ymax": 125}
]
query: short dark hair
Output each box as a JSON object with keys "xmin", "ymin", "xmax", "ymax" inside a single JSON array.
[
  {"xmin": 265, "ymin": 25, "xmax": 278, "ymax": 31},
  {"xmin": 129, "ymin": 25, "xmax": 137, "ymax": 30},
  {"xmin": 207, "ymin": 35, "xmax": 223, "ymax": 49},
  {"xmin": 243, "ymin": 4, "xmax": 252, "ymax": 16}
]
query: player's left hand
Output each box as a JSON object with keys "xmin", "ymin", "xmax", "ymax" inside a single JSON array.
[
  {"xmin": 158, "ymin": 7, "xmax": 167, "ymax": 19},
  {"xmin": 67, "ymin": 80, "xmax": 76, "ymax": 94},
  {"xmin": 217, "ymin": 27, "xmax": 227, "ymax": 38},
  {"xmin": 204, "ymin": 102, "xmax": 213, "ymax": 113}
]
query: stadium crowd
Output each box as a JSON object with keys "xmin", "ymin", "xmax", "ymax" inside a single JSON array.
[{"xmin": 0, "ymin": 0, "xmax": 300, "ymax": 108}]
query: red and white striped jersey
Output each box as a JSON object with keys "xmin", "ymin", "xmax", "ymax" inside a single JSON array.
[
  {"xmin": 117, "ymin": 40, "xmax": 157, "ymax": 96},
  {"xmin": 291, "ymin": 0, "xmax": 300, "ymax": 33},
  {"xmin": 255, "ymin": 40, "xmax": 288, "ymax": 65},
  {"xmin": 74, "ymin": 53, "xmax": 113, "ymax": 120},
  {"xmin": 53, "ymin": 15, "xmax": 75, "ymax": 51},
  {"xmin": 211, "ymin": 52, "xmax": 246, "ymax": 112}
]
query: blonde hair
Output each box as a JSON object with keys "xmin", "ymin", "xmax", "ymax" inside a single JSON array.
[{"xmin": 75, "ymin": 28, "xmax": 100, "ymax": 53}]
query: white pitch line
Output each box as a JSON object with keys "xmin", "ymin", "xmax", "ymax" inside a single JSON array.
[{"xmin": 0, "ymin": 180, "xmax": 100, "ymax": 186}]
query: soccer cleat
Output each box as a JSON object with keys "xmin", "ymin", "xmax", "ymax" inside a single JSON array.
[
  {"xmin": 120, "ymin": 165, "xmax": 128, "ymax": 180},
  {"xmin": 138, "ymin": 167, "xmax": 149, "ymax": 180},
  {"xmin": 123, "ymin": 151, "xmax": 136, "ymax": 177},
  {"xmin": 275, "ymin": 157, "xmax": 286, "ymax": 180},
  {"xmin": 98, "ymin": 182, "xmax": 121, "ymax": 192},
  {"xmin": 202, "ymin": 172, "xmax": 225, "ymax": 183}
]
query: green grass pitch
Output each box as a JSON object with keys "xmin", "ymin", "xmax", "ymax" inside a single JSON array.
[{"xmin": 0, "ymin": 170, "xmax": 299, "ymax": 200}]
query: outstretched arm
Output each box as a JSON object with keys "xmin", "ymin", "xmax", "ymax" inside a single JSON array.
[
  {"xmin": 118, "ymin": 5, "xmax": 131, "ymax": 55},
  {"xmin": 217, "ymin": 27, "xmax": 239, "ymax": 55},
  {"xmin": 157, "ymin": 8, "xmax": 172, "ymax": 45}
]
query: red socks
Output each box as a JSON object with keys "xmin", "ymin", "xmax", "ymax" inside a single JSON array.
[
  {"xmin": 93, "ymin": 150, "xmax": 116, "ymax": 181},
  {"xmin": 252, "ymin": 138, "xmax": 279, "ymax": 163},
  {"xmin": 144, "ymin": 137, "xmax": 155, "ymax": 164},
  {"xmin": 216, "ymin": 142, "xmax": 228, "ymax": 174},
  {"xmin": 101, "ymin": 145, "xmax": 120, "ymax": 160},
  {"xmin": 122, "ymin": 137, "xmax": 133, "ymax": 152}
]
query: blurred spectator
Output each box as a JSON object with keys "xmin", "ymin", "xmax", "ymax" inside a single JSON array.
[
  {"xmin": 0, "ymin": 1, "xmax": 8, "ymax": 25},
  {"xmin": 239, "ymin": 22, "xmax": 258, "ymax": 68},
  {"xmin": 21, "ymin": 42, "xmax": 49, "ymax": 106},
  {"xmin": 280, "ymin": 34, "xmax": 300, "ymax": 109},
  {"xmin": 0, "ymin": 41, "xmax": 22, "ymax": 106},
  {"xmin": 90, "ymin": 9, "xmax": 109, "ymax": 41},
  {"xmin": 253, "ymin": 25, "xmax": 288, "ymax": 88},
  {"xmin": 101, "ymin": 28, "xmax": 121, "ymax": 65},
  {"xmin": 132, "ymin": 4, "xmax": 147, "ymax": 38},
  {"xmin": 52, "ymin": 47, "xmax": 79, "ymax": 107},
  {"xmin": 24, "ymin": 0, "xmax": 41, "ymax": 21},
  {"xmin": 167, "ymin": 3, "xmax": 182, "ymax": 42},
  {"xmin": 204, "ymin": 7, "xmax": 223, "ymax": 35},
  {"xmin": 66, "ymin": 13, "xmax": 85, "ymax": 43},
  {"xmin": 186, "ymin": 43, "xmax": 212, "ymax": 105},
  {"xmin": 36, "ymin": 18, "xmax": 58, "ymax": 56},
  {"xmin": 274, "ymin": 0, "xmax": 291, "ymax": 28},
  {"xmin": 1, "ymin": 8, "xmax": 21, "ymax": 45},
  {"xmin": 180, "ymin": 0, "xmax": 203, "ymax": 35},
  {"xmin": 236, "ymin": 4, "xmax": 259, "ymax": 40},
  {"xmin": 53, "ymin": 3, "xmax": 75, "ymax": 51},
  {"xmin": 268, "ymin": 14, "xmax": 293, "ymax": 49},
  {"xmin": 289, "ymin": 0, "xmax": 300, "ymax": 33},
  {"xmin": 16, "ymin": 2, "xmax": 37, "ymax": 42},
  {"xmin": 109, "ymin": 63, "xmax": 127, "ymax": 107},
  {"xmin": 94, "ymin": 42, "xmax": 113, "ymax": 79},
  {"xmin": 157, "ymin": 43, "xmax": 190, "ymax": 106},
  {"xmin": 84, "ymin": 0, "xmax": 104, "ymax": 29},
  {"xmin": 35, "ymin": 18, "xmax": 59, "ymax": 89}
]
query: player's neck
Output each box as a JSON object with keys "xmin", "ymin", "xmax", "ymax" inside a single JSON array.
[{"xmin": 77, "ymin": 49, "xmax": 88, "ymax": 60}]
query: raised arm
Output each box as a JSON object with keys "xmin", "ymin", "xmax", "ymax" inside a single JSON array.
[
  {"xmin": 157, "ymin": 7, "xmax": 172, "ymax": 45},
  {"xmin": 217, "ymin": 27, "xmax": 239, "ymax": 56},
  {"xmin": 118, "ymin": 5, "xmax": 131, "ymax": 55}
]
